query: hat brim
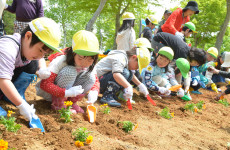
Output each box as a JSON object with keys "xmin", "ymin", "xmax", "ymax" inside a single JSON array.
[
  {"xmin": 181, "ymin": 71, "xmax": 188, "ymax": 79},
  {"xmin": 221, "ymin": 62, "xmax": 230, "ymax": 68},
  {"xmin": 73, "ymin": 49, "xmax": 100, "ymax": 56},
  {"xmin": 193, "ymin": 30, "xmax": 198, "ymax": 33},
  {"xmin": 183, "ymin": 6, "xmax": 199, "ymax": 14},
  {"xmin": 208, "ymin": 53, "xmax": 217, "ymax": 59},
  {"xmin": 38, "ymin": 37, "xmax": 62, "ymax": 53}
]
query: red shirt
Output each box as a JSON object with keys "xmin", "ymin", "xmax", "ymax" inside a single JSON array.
[{"xmin": 161, "ymin": 8, "xmax": 190, "ymax": 35}]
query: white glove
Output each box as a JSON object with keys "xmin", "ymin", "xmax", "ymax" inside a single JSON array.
[
  {"xmin": 65, "ymin": 85, "xmax": 84, "ymax": 97},
  {"xmin": 16, "ymin": 101, "xmax": 36, "ymax": 121},
  {"xmin": 158, "ymin": 87, "xmax": 171, "ymax": 95},
  {"xmin": 86, "ymin": 90, "xmax": 98, "ymax": 104},
  {"xmin": 177, "ymin": 88, "xmax": 184, "ymax": 97},
  {"xmin": 192, "ymin": 79, "xmax": 198, "ymax": 86},
  {"xmin": 37, "ymin": 68, "xmax": 51, "ymax": 79},
  {"xmin": 138, "ymin": 83, "xmax": 149, "ymax": 97},
  {"xmin": 123, "ymin": 85, "xmax": 133, "ymax": 100},
  {"xmin": 5, "ymin": 4, "xmax": 8, "ymax": 9},
  {"xmin": 175, "ymin": 32, "xmax": 184, "ymax": 41}
]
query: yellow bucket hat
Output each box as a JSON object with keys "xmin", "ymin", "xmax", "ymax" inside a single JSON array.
[
  {"xmin": 134, "ymin": 38, "xmax": 154, "ymax": 51},
  {"xmin": 147, "ymin": 15, "xmax": 158, "ymax": 25},
  {"xmin": 136, "ymin": 47, "xmax": 151, "ymax": 74},
  {"xmin": 72, "ymin": 30, "xmax": 99, "ymax": 56},
  {"xmin": 122, "ymin": 12, "xmax": 135, "ymax": 20},
  {"xmin": 29, "ymin": 17, "xmax": 61, "ymax": 53},
  {"xmin": 207, "ymin": 47, "xmax": 218, "ymax": 59}
]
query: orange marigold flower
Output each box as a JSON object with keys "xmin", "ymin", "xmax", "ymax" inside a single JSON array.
[
  {"xmin": 171, "ymin": 112, "xmax": 174, "ymax": 118},
  {"xmin": 194, "ymin": 107, "xmax": 198, "ymax": 113},
  {"xmin": 64, "ymin": 101, "xmax": 73, "ymax": 107},
  {"xmin": 202, "ymin": 104, "xmax": 206, "ymax": 109},
  {"xmin": 75, "ymin": 140, "xmax": 84, "ymax": 148},
  {"xmin": 7, "ymin": 110, "xmax": 15, "ymax": 118},
  {"xmin": 0, "ymin": 139, "xmax": 8, "ymax": 150},
  {"xmin": 133, "ymin": 124, "xmax": 138, "ymax": 131},
  {"xmin": 86, "ymin": 136, "xmax": 93, "ymax": 144}
]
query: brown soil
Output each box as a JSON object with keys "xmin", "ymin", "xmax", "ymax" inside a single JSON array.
[{"xmin": 0, "ymin": 81, "xmax": 230, "ymax": 150}]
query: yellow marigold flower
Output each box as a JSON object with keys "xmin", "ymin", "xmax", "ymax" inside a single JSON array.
[
  {"xmin": 214, "ymin": 62, "xmax": 218, "ymax": 67},
  {"xmin": 86, "ymin": 136, "xmax": 93, "ymax": 144},
  {"xmin": 202, "ymin": 104, "xmax": 206, "ymax": 109},
  {"xmin": 103, "ymin": 104, "xmax": 108, "ymax": 106},
  {"xmin": 133, "ymin": 124, "xmax": 138, "ymax": 131},
  {"xmin": 75, "ymin": 141, "xmax": 84, "ymax": 148},
  {"xmin": 194, "ymin": 107, "xmax": 198, "ymax": 113},
  {"xmin": 171, "ymin": 112, "xmax": 174, "ymax": 118},
  {"xmin": 0, "ymin": 139, "xmax": 8, "ymax": 150},
  {"xmin": 7, "ymin": 110, "xmax": 15, "ymax": 118},
  {"xmin": 64, "ymin": 101, "xmax": 73, "ymax": 107}
]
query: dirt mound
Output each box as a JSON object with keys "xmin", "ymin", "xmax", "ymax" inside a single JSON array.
[{"xmin": 0, "ymin": 82, "xmax": 229, "ymax": 150}]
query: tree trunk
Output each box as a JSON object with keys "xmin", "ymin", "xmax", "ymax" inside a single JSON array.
[
  {"xmin": 112, "ymin": 1, "xmax": 129, "ymax": 49},
  {"xmin": 85, "ymin": 0, "xmax": 107, "ymax": 31},
  {"xmin": 215, "ymin": 0, "xmax": 230, "ymax": 53}
]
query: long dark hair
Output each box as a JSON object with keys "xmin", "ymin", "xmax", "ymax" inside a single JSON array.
[
  {"xmin": 65, "ymin": 47, "xmax": 98, "ymax": 72},
  {"xmin": 118, "ymin": 20, "xmax": 135, "ymax": 33}
]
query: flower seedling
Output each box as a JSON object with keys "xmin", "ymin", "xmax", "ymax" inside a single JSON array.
[
  {"xmin": 72, "ymin": 127, "xmax": 93, "ymax": 148},
  {"xmin": 217, "ymin": 99, "xmax": 229, "ymax": 107},
  {"xmin": 117, "ymin": 121, "xmax": 138, "ymax": 133},
  {"xmin": 184, "ymin": 101, "xmax": 206, "ymax": 114},
  {"xmin": 58, "ymin": 101, "xmax": 73, "ymax": 123},
  {"xmin": 0, "ymin": 111, "xmax": 21, "ymax": 133},
  {"xmin": 158, "ymin": 107, "xmax": 174, "ymax": 119},
  {"xmin": 99, "ymin": 104, "xmax": 111, "ymax": 114}
]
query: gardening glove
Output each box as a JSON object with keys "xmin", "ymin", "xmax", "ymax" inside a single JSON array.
[
  {"xmin": 177, "ymin": 88, "xmax": 185, "ymax": 97},
  {"xmin": 123, "ymin": 85, "xmax": 133, "ymax": 100},
  {"xmin": 37, "ymin": 68, "xmax": 51, "ymax": 79},
  {"xmin": 175, "ymin": 32, "xmax": 184, "ymax": 41},
  {"xmin": 138, "ymin": 83, "xmax": 149, "ymax": 97},
  {"xmin": 16, "ymin": 100, "xmax": 36, "ymax": 121},
  {"xmin": 211, "ymin": 83, "xmax": 218, "ymax": 93},
  {"xmin": 87, "ymin": 90, "xmax": 98, "ymax": 104},
  {"xmin": 158, "ymin": 87, "xmax": 171, "ymax": 95},
  {"xmin": 65, "ymin": 85, "xmax": 84, "ymax": 97},
  {"xmin": 5, "ymin": 4, "xmax": 8, "ymax": 9},
  {"xmin": 191, "ymin": 79, "xmax": 198, "ymax": 86}
]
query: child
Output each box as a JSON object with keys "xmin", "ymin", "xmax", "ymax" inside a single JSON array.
[
  {"xmin": 36, "ymin": 30, "xmax": 100, "ymax": 113},
  {"xmin": 198, "ymin": 47, "xmax": 219, "ymax": 92},
  {"xmin": 96, "ymin": 47, "xmax": 150, "ymax": 107},
  {"xmin": 116, "ymin": 12, "xmax": 136, "ymax": 51},
  {"xmin": 0, "ymin": 17, "xmax": 61, "ymax": 120},
  {"xmin": 207, "ymin": 53, "xmax": 230, "ymax": 100},
  {"xmin": 167, "ymin": 58, "xmax": 190, "ymax": 98},
  {"xmin": 206, "ymin": 52, "xmax": 230, "ymax": 90},
  {"xmin": 139, "ymin": 15, "xmax": 158, "ymax": 42},
  {"xmin": 188, "ymin": 48, "xmax": 207, "ymax": 94},
  {"xmin": 141, "ymin": 46, "xmax": 174, "ymax": 96}
]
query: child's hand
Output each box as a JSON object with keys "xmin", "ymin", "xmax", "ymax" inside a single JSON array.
[
  {"xmin": 207, "ymin": 66, "xmax": 219, "ymax": 74},
  {"xmin": 123, "ymin": 85, "xmax": 133, "ymax": 99},
  {"xmin": 158, "ymin": 87, "xmax": 171, "ymax": 95},
  {"xmin": 87, "ymin": 90, "xmax": 98, "ymax": 104},
  {"xmin": 177, "ymin": 88, "xmax": 184, "ymax": 97},
  {"xmin": 138, "ymin": 83, "xmax": 149, "ymax": 97},
  {"xmin": 215, "ymin": 92, "xmax": 225, "ymax": 101},
  {"xmin": 65, "ymin": 85, "xmax": 84, "ymax": 97},
  {"xmin": 16, "ymin": 101, "xmax": 36, "ymax": 121},
  {"xmin": 37, "ymin": 68, "xmax": 51, "ymax": 79}
]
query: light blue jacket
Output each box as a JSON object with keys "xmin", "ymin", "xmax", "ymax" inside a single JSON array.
[{"xmin": 141, "ymin": 62, "xmax": 170, "ymax": 91}]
